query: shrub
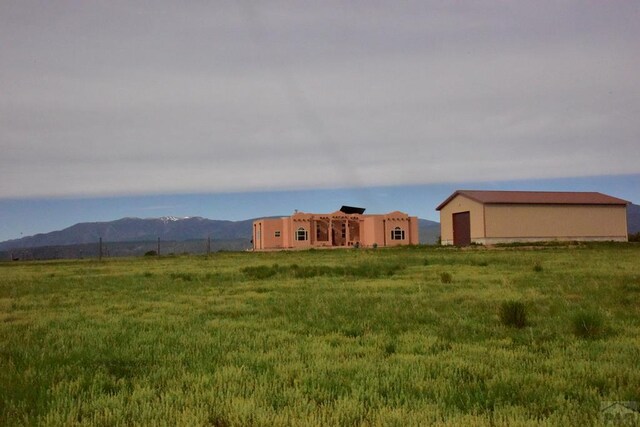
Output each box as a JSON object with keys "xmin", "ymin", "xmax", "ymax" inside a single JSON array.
[
  {"xmin": 144, "ymin": 250, "xmax": 157, "ymax": 257},
  {"xmin": 572, "ymin": 310, "xmax": 604, "ymax": 339},
  {"xmin": 533, "ymin": 262, "xmax": 543, "ymax": 272},
  {"xmin": 499, "ymin": 300, "xmax": 527, "ymax": 328},
  {"xmin": 440, "ymin": 272, "xmax": 452, "ymax": 284}
]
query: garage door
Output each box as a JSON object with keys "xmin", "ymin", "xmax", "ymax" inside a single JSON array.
[{"xmin": 453, "ymin": 211, "xmax": 471, "ymax": 246}]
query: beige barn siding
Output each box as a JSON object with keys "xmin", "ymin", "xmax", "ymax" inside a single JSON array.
[
  {"xmin": 483, "ymin": 204, "xmax": 628, "ymax": 241},
  {"xmin": 439, "ymin": 195, "xmax": 485, "ymax": 245}
]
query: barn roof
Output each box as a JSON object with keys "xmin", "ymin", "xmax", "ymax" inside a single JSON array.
[{"xmin": 436, "ymin": 190, "xmax": 629, "ymax": 211}]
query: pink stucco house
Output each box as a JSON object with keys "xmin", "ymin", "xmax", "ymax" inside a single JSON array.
[{"xmin": 252, "ymin": 206, "xmax": 419, "ymax": 250}]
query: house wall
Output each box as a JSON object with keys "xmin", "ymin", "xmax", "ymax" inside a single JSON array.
[
  {"xmin": 253, "ymin": 218, "xmax": 286, "ymax": 250},
  {"xmin": 280, "ymin": 218, "xmax": 291, "ymax": 248},
  {"xmin": 409, "ymin": 217, "xmax": 419, "ymax": 245},
  {"xmin": 439, "ymin": 195, "xmax": 486, "ymax": 245},
  {"xmin": 361, "ymin": 216, "xmax": 383, "ymax": 247},
  {"xmin": 358, "ymin": 214, "xmax": 419, "ymax": 247},
  {"xmin": 290, "ymin": 216, "xmax": 312, "ymax": 249},
  {"xmin": 254, "ymin": 211, "xmax": 419, "ymax": 250},
  {"xmin": 252, "ymin": 221, "xmax": 261, "ymax": 250},
  {"xmin": 482, "ymin": 204, "xmax": 628, "ymax": 243},
  {"xmin": 383, "ymin": 215, "xmax": 419, "ymax": 247}
]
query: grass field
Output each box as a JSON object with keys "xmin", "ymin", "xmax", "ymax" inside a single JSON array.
[{"xmin": 1, "ymin": 244, "xmax": 639, "ymax": 426}]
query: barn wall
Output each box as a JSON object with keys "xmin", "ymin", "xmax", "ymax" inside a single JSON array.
[
  {"xmin": 439, "ymin": 195, "xmax": 485, "ymax": 245},
  {"xmin": 483, "ymin": 204, "xmax": 628, "ymax": 242}
]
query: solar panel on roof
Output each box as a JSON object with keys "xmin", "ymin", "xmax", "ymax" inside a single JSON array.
[{"xmin": 340, "ymin": 206, "xmax": 366, "ymax": 214}]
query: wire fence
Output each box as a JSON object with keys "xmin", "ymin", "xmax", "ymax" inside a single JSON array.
[{"xmin": 2, "ymin": 238, "xmax": 252, "ymax": 261}]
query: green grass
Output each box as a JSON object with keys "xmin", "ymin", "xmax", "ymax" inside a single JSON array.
[{"xmin": 1, "ymin": 244, "xmax": 640, "ymax": 425}]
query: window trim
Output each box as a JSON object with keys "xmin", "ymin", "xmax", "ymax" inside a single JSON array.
[
  {"xmin": 295, "ymin": 227, "xmax": 308, "ymax": 241},
  {"xmin": 391, "ymin": 226, "xmax": 405, "ymax": 240}
]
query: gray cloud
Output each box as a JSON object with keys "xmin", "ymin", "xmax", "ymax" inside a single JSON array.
[{"xmin": 1, "ymin": 1, "xmax": 639, "ymax": 198}]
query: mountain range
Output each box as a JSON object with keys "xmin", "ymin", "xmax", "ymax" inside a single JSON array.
[
  {"xmin": 627, "ymin": 203, "xmax": 640, "ymax": 234},
  {"xmin": 0, "ymin": 216, "xmax": 256, "ymax": 250}
]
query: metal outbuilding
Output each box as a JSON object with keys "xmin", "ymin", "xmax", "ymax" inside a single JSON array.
[{"xmin": 436, "ymin": 190, "xmax": 629, "ymax": 246}]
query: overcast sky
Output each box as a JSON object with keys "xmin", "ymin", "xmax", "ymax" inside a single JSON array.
[{"xmin": 2, "ymin": 0, "xmax": 639, "ymax": 200}]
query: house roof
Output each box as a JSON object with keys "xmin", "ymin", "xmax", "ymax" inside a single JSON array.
[{"xmin": 436, "ymin": 190, "xmax": 629, "ymax": 211}]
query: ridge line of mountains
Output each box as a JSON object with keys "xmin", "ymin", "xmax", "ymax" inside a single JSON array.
[{"xmin": 0, "ymin": 216, "xmax": 258, "ymax": 250}]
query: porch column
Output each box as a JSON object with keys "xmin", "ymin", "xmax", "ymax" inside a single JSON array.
[
  {"xmin": 383, "ymin": 219, "xmax": 387, "ymax": 247},
  {"xmin": 310, "ymin": 218, "xmax": 315, "ymax": 245},
  {"xmin": 329, "ymin": 218, "xmax": 333, "ymax": 246},
  {"xmin": 345, "ymin": 218, "xmax": 350, "ymax": 245}
]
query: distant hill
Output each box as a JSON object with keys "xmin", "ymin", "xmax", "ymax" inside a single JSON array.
[
  {"xmin": 0, "ymin": 216, "xmax": 254, "ymax": 251},
  {"xmin": 628, "ymin": 203, "xmax": 640, "ymax": 234},
  {"xmin": 418, "ymin": 219, "xmax": 440, "ymax": 244}
]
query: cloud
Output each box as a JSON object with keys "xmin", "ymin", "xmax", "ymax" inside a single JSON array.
[{"xmin": 1, "ymin": 1, "xmax": 639, "ymax": 198}]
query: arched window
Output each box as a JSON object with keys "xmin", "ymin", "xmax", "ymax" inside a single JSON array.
[
  {"xmin": 295, "ymin": 227, "xmax": 308, "ymax": 241},
  {"xmin": 391, "ymin": 227, "xmax": 405, "ymax": 240}
]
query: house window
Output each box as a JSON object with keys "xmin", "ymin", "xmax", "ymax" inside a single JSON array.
[
  {"xmin": 341, "ymin": 223, "xmax": 346, "ymax": 238},
  {"xmin": 295, "ymin": 227, "xmax": 308, "ymax": 241},
  {"xmin": 274, "ymin": 231, "xmax": 281, "ymax": 237},
  {"xmin": 391, "ymin": 227, "xmax": 405, "ymax": 240}
]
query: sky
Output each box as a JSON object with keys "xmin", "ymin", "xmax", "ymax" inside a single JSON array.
[{"xmin": 1, "ymin": 1, "xmax": 639, "ymax": 241}]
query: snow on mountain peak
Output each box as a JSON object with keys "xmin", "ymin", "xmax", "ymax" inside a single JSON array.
[{"xmin": 159, "ymin": 216, "xmax": 189, "ymax": 222}]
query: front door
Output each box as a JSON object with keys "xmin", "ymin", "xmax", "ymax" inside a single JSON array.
[{"xmin": 453, "ymin": 211, "xmax": 471, "ymax": 246}]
